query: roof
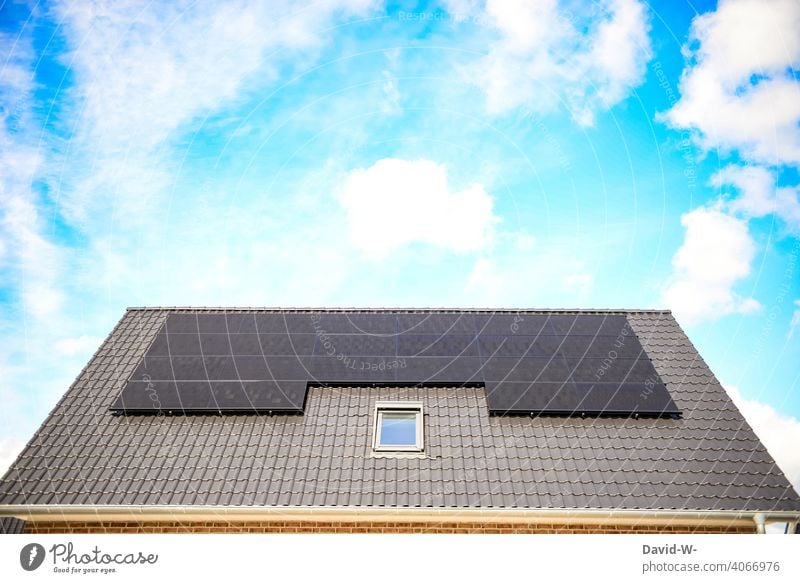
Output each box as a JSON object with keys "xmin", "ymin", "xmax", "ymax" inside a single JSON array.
[
  {"xmin": 0, "ymin": 308, "xmax": 798, "ymax": 513},
  {"xmin": 0, "ymin": 517, "xmax": 25, "ymax": 534}
]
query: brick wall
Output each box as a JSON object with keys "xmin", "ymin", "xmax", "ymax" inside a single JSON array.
[{"xmin": 25, "ymin": 520, "xmax": 755, "ymax": 534}]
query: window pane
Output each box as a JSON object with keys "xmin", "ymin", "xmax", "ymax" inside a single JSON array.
[{"xmin": 379, "ymin": 411, "xmax": 417, "ymax": 446}]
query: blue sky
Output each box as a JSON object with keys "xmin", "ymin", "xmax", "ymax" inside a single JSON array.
[{"xmin": 1, "ymin": 0, "xmax": 799, "ymax": 487}]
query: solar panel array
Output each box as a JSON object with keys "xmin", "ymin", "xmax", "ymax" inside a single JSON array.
[{"xmin": 111, "ymin": 311, "xmax": 680, "ymax": 416}]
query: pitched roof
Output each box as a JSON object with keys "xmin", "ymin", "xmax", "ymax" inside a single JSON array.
[
  {"xmin": 0, "ymin": 517, "xmax": 25, "ymax": 534},
  {"xmin": 0, "ymin": 308, "xmax": 798, "ymax": 512}
]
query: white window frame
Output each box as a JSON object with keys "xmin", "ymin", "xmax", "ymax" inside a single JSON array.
[{"xmin": 372, "ymin": 401, "xmax": 424, "ymax": 452}]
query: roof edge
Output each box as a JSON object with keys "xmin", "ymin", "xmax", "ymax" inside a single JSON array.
[
  {"xmin": 2, "ymin": 505, "xmax": 796, "ymax": 528},
  {"xmin": 125, "ymin": 307, "xmax": 674, "ymax": 315}
]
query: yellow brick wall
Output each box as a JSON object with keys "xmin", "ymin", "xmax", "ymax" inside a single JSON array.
[{"xmin": 24, "ymin": 520, "xmax": 755, "ymax": 534}]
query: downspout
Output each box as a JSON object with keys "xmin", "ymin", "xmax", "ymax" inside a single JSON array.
[{"xmin": 752, "ymin": 513, "xmax": 800, "ymax": 534}]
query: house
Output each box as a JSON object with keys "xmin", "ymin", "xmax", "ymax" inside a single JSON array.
[{"xmin": 0, "ymin": 308, "xmax": 798, "ymax": 534}]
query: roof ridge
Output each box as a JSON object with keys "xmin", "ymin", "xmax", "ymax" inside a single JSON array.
[{"xmin": 126, "ymin": 306, "xmax": 673, "ymax": 314}]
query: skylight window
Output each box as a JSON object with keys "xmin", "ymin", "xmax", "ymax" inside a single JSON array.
[{"xmin": 373, "ymin": 402, "xmax": 424, "ymax": 452}]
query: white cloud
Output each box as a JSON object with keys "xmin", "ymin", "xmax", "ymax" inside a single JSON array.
[
  {"xmin": 0, "ymin": 32, "xmax": 63, "ymax": 321},
  {"xmin": 713, "ymin": 165, "xmax": 800, "ymax": 230},
  {"xmin": 775, "ymin": 186, "xmax": 800, "ymax": 228},
  {"xmin": 464, "ymin": 0, "xmax": 652, "ymax": 125},
  {"xmin": 0, "ymin": 137, "xmax": 41, "ymax": 197},
  {"xmin": 465, "ymin": 256, "xmax": 500, "ymax": 302},
  {"xmin": 661, "ymin": 0, "xmax": 800, "ymax": 166},
  {"xmin": 714, "ymin": 165, "xmax": 777, "ymax": 217},
  {"xmin": 661, "ymin": 1, "xmax": 800, "ymax": 329},
  {"xmin": 441, "ymin": 0, "xmax": 481, "ymax": 22},
  {"xmin": 54, "ymin": 335, "xmax": 101, "ymax": 357},
  {"xmin": 663, "ymin": 206, "xmax": 760, "ymax": 324},
  {"xmin": 380, "ymin": 50, "xmax": 402, "ymax": 115},
  {"xmin": 562, "ymin": 273, "xmax": 594, "ymax": 296},
  {"xmin": 0, "ymin": 26, "xmax": 81, "ymax": 452},
  {"xmin": 789, "ymin": 300, "xmax": 800, "ymax": 339},
  {"xmin": 463, "ymin": 238, "xmax": 599, "ymax": 307},
  {"xmin": 0, "ymin": 154, "xmax": 54, "ymax": 322},
  {"xmin": 726, "ymin": 385, "xmax": 800, "ymax": 493},
  {"xmin": 0, "ymin": 31, "xmax": 35, "ymax": 115},
  {"xmin": 0, "ymin": 438, "xmax": 25, "ymax": 479},
  {"xmin": 54, "ymin": 0, "xmax": 378, "ymax": 221},
  {"xmin": 512, "ymin": 232, "xmax": 535, "ymax": 251},
  {"xmin": 664, "ymin": 166, "xmax": 800, "ymax": 328},
  {"xmin": 337, "ymin": 158, "xmax": 498, "ymax": 259},
  {"xmin": 58, "ymin": 0, "xmax": 376, "ymax": 150},
  {"xmin": 2, "ymin": 197, "xmax": 65, "ymax": 318},
  {"xmin": 380, "ymin": 70, "xmax": 401, "ymax": 115},
  {"xmin": 0, "ymin": 30, "xmax": 39, "ymax": 197}
]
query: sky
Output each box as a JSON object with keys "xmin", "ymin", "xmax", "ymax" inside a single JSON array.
[{"xmin": 0, "ymin": 0, "xmax": 799, "ymax": 490}]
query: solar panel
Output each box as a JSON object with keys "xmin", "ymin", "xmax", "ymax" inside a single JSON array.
[
  {"xmin": 394, "ymin": 356, "xmax": 485, "ymax": 383},
  {"xmin": 396, "ymin": 313, "xmax": 475, "ymax": 334},
  {"xmin": 226, "ymin": 333, "xmax": 260, "ymax": 356},
  {"xmin": 164, "ymin": 313, "xmax": 198, "ymax": 333},
  {"xmin": 397, "ymin": 335, "xmax": 480, "ymax": 357},
  {"xmin": 315, "ymin": 334, "xmax": 396, "ymax": 356},
  {"xmin": 482, "ymin": 356, "xmax": 570, "ymax": 382},
  {"xmin": 546, "ymin": 314, "xmax": 629, "ymax": 335},
  {"xmin": 165, "ymin": 333, "xmax": 201, "ymax": 355},
  {"xmin": 196, "ymin": 313, "xmax": 229, "ymax": 333},
  {"xmin": 571, "ymin": 382, "xmax": 675, "ymax": 415},
  {"xmin": 198, "ymin": 333, "xmax": 233, "ymax": 356},
  {"xmin": 475, "ymin": 313, "xmax": 552, "ymax": 335},
  {"xmin": 487, "ymin": 381, "xmax": 578, "ymax": 412},
  {"xmin": 225, "ymin": 313, "xmax": 257, "ymax": 333},
  {"xmin": 306, "ymin": 356, "xmax": 398, "ymax": 383},
  {"xmin": 318, "ymin": 313, "xmax": 397, "ymax": 334},
  {"xmin": 566, "ymin": 356, "xmax": 655, "ymax": 382},
  {"xmin": 111, "ymin": 311, "xmax": 680, "ymax": 417},
  {"xmin": 255, "ymin": 313, "xmax": 299, "ymax": 333},
  {"xmin": 257, "ymin": 334, "xmax": 316, "ymax": 356}
]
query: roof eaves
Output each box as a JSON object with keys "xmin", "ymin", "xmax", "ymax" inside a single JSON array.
[{"xmin": 2, "ymin": 505, "xmax": 796, "ymax": 530}]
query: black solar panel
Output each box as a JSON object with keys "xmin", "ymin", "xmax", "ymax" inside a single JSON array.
[
  {"xmin": 475, "ymin": 313, "xmax": 552, "ymax": 335},
  {"xmin": 396, "ymin": 313, "xmax": 475, "ymax": 334},
  {"xmin": 225, "ymin": 313, "xmax": 258, "ymax": 333},
  {"xmin": 315, "ymin": 334, "xmax": 396, "ymax": 356},
  {"xmin": 397, "ymin": 335, "xmax": 480, "ymax": 357},
  {"xmin": 196, "ymin": 313, "xmax": 230, "ymax": 333},
  {"xmin": 163, "ymin": 313, "xmax": 198, "ymax": 333},
  {"xmin": 317, "ymin": 313, "xmax": 397, "ymax": 334},
  {"xmin": 111, "ymin": 311, "xmax": 680, "ymax": 417},
  {"xmin": 488, "ymin": 381, "xmax": 578, "ymax": 412}
]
